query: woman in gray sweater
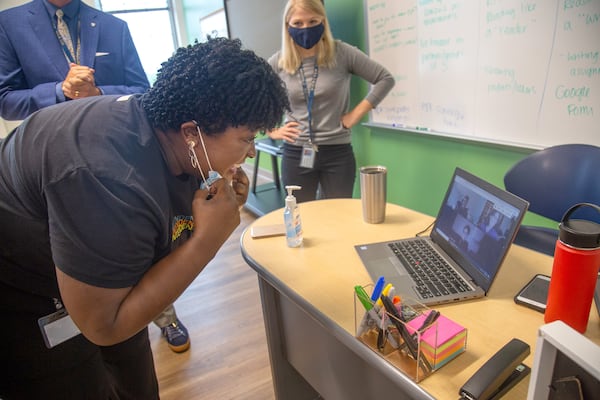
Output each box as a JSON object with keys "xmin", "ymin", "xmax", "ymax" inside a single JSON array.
[{"xmin": 268, "ymin": 0, "xmax": 395, "ymax": 202}]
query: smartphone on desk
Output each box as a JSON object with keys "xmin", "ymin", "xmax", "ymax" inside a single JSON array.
[{"xmin": 514, "ymin": 274, "xmax": 550, "ymax": 313}]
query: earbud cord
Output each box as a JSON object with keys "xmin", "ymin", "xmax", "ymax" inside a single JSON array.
[
  {"xmin": 189, "ymin": 141, "xmax": 209, "ymax": 188},
  {"xmin": 196, "ymin": 125, "xmax": 214, "ymax": 172},
  {"xmin": 190, "ymin": 122, "xmax": 214, "ymax": 191},
  {"xmin": 194, "ymin": 148, "xmax": 209, "ymax": 189}
]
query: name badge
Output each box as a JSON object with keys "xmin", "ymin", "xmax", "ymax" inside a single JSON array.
[
  {"xmin": 38, "ymin": 308, "xmax": 81, "ymax": 348},
  {"xmin": 300, "ymin": 143, "xmax": 317, "ymax": 169}
]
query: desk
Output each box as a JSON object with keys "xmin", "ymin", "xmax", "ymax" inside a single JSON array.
[
  {"xmin": 240, "ymin": 199, "xmax": 600, "ymax": 399},
  {"xmin": 245, "ymin": 138, "xmax": 285, "ymax": 217}
]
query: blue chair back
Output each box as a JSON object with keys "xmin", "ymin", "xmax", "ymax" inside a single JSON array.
[
  {"xmin": 504, "ymin": 144, "xmax": 600, "ymax": 255},
  {"xmin": 504, "ymin": 144, "xmax": 600, "ymax": 223}
]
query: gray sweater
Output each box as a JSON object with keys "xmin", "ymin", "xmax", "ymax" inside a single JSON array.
[{"xmin": 268, "ymin": 40, "xmax": 395, "ymax": 146}]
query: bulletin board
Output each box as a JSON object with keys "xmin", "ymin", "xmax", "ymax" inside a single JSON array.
[{"xmin": 365, "ymin": 0, "xmax": 600, "ymax": 149}]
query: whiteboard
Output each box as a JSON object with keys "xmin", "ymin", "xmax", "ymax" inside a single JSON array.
[{"xmin": 365, "ymin": 0, "xmax": 600, "ymax": 149}]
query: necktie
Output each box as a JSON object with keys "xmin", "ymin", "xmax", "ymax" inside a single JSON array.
[{"xmin": 55, "ymin": 9, "xmax": 76, "ymax": 63}]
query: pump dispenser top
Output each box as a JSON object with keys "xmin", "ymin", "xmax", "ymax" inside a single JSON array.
[
  {"xmin": 284, "ymin": 185, "xmax": 303, "ymax": 247},
  {"xmin": 286, "ymin": 185, "xmax": 301, "ymax": 207}
]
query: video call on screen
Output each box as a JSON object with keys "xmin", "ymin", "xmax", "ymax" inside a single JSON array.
[{"xmin": 435, "ymin": 175, "xmax": 521, "ymax": 279}]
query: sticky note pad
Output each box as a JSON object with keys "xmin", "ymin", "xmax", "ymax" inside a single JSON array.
[{"xmin": 406, "ymin": 312, "xmax": 467, "ymax": 370}]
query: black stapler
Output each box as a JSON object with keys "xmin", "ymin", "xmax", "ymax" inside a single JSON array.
[{"xmin": 459, "ymin": 338, "xmax": 531, "ymax": 400}]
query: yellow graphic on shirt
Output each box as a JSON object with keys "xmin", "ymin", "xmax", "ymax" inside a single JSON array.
[{"xmin": 172, "ymin": 215, "xmax": 194, "ymax": 241}]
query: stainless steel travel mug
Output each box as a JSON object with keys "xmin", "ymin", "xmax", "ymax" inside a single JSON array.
[{"xmin": 360, "ymin": 166, "xmax": 387, "ymax": 224}]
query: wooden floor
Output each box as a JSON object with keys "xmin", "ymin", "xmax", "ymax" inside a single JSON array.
[{"xmin": 149, "ymin": 166, "xmax": 276, "ymax": 400}]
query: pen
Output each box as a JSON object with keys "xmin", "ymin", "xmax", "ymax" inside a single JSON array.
[
  {"xmin": 381, "ymin": 295, "xmax": 433, "ymax": 372},
  {"xmin": 418, "ymin": 310, "xmax": 440, "ymax": 333},
  {"xmin": 413, "ymin": 310, "xmax": 439, "ymax": 373},
  {"xmin": 381, "ymin": 295, "xmax": 418, "ymax": 359},
  {"xmin": 412, "ymin": 310, "xmax": 440, "ymax": 345}
]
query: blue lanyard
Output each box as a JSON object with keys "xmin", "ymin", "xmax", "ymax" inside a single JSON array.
[{"xmin": 298, "ymin": 62, "xmax": 319, "ymax": 142}]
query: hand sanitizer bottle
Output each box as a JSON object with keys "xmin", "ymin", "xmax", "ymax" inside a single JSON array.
[{"xmin": 284, "ymin": 185, "xmax": 303, "ymax": 247}]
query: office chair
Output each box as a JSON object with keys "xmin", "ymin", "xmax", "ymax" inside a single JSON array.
[{"xmin": 503, "ymin": 144, "xmax": 600, "ymax": 256}]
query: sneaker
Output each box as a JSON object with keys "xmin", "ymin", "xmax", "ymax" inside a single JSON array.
[{"xmin": 161, "ymin": 319, "xmax": 190, "ymax": 353}]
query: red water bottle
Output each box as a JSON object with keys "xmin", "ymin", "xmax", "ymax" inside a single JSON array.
[{"xmin": 544, "ymin": 203, "xmax": 600, "ymax": 333}]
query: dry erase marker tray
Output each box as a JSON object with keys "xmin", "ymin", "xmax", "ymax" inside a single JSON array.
[{"xmin": 354, "ymin": 285, "xmax": 467, "ymax": 383}]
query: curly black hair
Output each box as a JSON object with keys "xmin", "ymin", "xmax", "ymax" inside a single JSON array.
[{"xmin": 141, "ymin": 37, "xmax": 289, "ymax": 135}]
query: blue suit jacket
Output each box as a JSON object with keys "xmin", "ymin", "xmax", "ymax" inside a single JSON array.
[{"xmin": 0, "ymin": 0, "xmax": 150, "ymax": 120}]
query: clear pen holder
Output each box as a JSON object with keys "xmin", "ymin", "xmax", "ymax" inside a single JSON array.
[{"xmin": 354, "ymin": 284, "xmax": 467, "ymax": 383}]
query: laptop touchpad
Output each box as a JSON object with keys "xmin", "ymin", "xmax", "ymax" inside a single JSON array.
[
  {"xmin": 368, "ymin": 257, "xmax": 407, "ymax": 277},
  {"xmin": 387, "ymin": 256, "xmax": 407, "ymax": 275}
]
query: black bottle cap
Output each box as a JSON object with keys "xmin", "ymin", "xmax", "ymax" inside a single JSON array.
[{"xmin": 559, "ymin": 203, "xmax": 600, "ymax": 249}]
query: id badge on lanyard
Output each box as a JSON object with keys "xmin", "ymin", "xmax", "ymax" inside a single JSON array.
[
  {"xmin": 300, "ymin": 143, "xmax": 317, "ymax": 168},
  {"xmin": 299, "ymin": 62, "xmax": 319, "ymax": 169},
  {"xmin": 38, "ymin": 298, "xmax": 81, "ymax": 348}
]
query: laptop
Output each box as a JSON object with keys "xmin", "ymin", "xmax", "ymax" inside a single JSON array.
[{"xmin": 355, "ymin": 167, "xmax": 529, "ymax": 306}]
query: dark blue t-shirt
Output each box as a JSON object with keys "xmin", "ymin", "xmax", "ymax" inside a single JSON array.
[{"xmin": 0, "ymin": 94, "xmax": 198, "ymax": 297}]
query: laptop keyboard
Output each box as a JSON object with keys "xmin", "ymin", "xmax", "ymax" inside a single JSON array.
[{"xmin": 388, "ymin": 240, "xmax": 473, "ymax": 299}]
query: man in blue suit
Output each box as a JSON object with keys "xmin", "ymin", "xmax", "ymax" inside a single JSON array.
[
  {"xmin": 0, "ymin": 0, "xmax": 150, "ymax": 121},
  {"xmin": 0, "ymin": 0, "xmax": 192, "ymax": 354}
]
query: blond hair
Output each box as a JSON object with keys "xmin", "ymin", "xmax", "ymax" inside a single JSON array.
[{"xmin": 278, "ymin": 0, "xmax": 337, "ymax": 74}]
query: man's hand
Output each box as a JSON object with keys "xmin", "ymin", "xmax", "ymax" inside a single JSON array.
[{"xmin": 62, "ymin": 63, "xmax": 101, "ymax": 99}]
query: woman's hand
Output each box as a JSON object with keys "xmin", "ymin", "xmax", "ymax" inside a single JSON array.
[
  {"xmin": 341, "ymin": 113, "xmax": 355, "ymax": 129},
  {"xmin": 342, "ymin": 99, "xmax": 374, "ymax": 130},
  {"xmin": 267, "ymin": 121, "xmax": 301, "ymax": 143},
  {"xmin": 230, "ymin": 167, "xmax": 250, "ymax": 207},
  {"xmin": 192, "ymin": 178, "xmax": 241, "ymax": 240}
]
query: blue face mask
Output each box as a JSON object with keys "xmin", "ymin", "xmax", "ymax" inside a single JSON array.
[{"xmin": 288, "ymin": 23, "xmax": 325, "ymax": 49}]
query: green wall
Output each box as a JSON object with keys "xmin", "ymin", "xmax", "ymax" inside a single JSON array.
[{"xmin": 251, "ymin": 0, "xmax": 553, "ymax": 228}]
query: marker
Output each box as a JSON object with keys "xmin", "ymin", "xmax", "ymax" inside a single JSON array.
[
  {"xmin": 370, "ymin": 276, "xmax": 386, "ymax": 302},
  {"xmin": 355, "ymin": 285, "xmax": 375, "ymax": 312},
  {"xmin": 387, "ymin": 286, "xmax": 397, "ymax": 299},
  {"xmin": 375, "ymin": 283, "xmax": 394, "ymax": 307},
  {"xmin": 354, "ymin": 285, "xmax": 380, "ymax": 336}
]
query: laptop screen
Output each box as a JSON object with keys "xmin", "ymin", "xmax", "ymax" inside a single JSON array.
[{"xmin": 430, "ymin": 168, "xmax": 529, "ymax": 292}]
